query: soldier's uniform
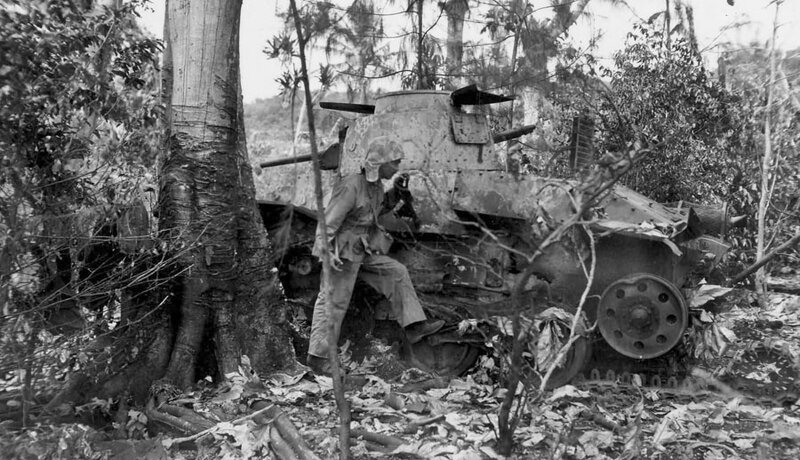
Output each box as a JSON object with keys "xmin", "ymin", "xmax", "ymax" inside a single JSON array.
[{"xmin": 307, "ymin": 138, "xmax": 439, "ymax": 362}]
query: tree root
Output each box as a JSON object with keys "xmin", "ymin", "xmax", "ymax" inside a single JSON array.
[
  {"xmin": 251, "ymin": 401, "xmax": 321, "ymax": 460},
  {"xmin": 270, "ymin": 426, "xmax": 301, "ymax": 460},
  {"xmin": 152, "ymin": 398, "xmax": 321, "ymax": 460},
  {"xmin": 351, "ymin": 428, "xmax": 406, "ymax": 451},
  {"xmin": 44, "ymin": 372, "xmax": 92, "ymax": 413},
  {"xmin": 145, "ymin": 399, "xmax": 199, "ymax": 435},
  {"xmin": 403, "ymin": 414, "xmax": 445, "ymax": 434},
  {"xmin": 159, "ymin": 404, "xmax": 214, "ymax": 431},
  {"xmin": 161, "ymin": 402, "xmax": 276, "ymax": 447}
]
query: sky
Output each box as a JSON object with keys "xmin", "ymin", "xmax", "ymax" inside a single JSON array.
[{"xmin": 138, "ymin": 0, "xmax": 800, "ymax": 103}]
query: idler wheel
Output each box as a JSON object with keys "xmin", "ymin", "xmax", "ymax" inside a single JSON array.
[
  {"xmin": 537, "ymin": 331, "xmax": 592, "ymax": 389},
  {"xmin": 526, "ymin": 311, "xmax": 592, "ymax": 388},
  {"xmin": 598, "ymin": 274, "xmax": 687, "ymax": 359}
]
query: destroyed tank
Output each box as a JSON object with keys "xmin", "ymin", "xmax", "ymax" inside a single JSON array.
[{"xmin": 255, "ymin": 86, "xmax": 733, "ymax": 385}]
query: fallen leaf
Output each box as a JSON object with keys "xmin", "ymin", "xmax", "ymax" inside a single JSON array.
[
  {"xmin": 547, "ymin": 385, "xmax": 590, "ymax": 402},
  {"xmin": 521, "ymin": 431, "xmax": 546, "ymax": 447},
  {"xmin": 267, "ymin": 371, "xmax": 306, "ymax": 387},
  {"xmin": 536, "ymin": 322, "xmax": 559, "ymax": 370},
  {"xmin": 744, "ymin": 371, "xmax": 772, "ymax": 383},
  {"xmin": 452, "ymin": 449, "xmax": 484, "ymax": 460},
  {"xmin": 579, "ymin": 429, "xmax": 614, "ymax": 448},
  {"xmin": 645, "ymin": 389, "xmax": 660, "ymax": 401},
  {"xmin": 445, "ymin": 390, "xmax": 471, "ymax": 403},
  {"xmin": 458, "ymin": 319, "xmax": 478, "ymax": 334},
  {"xmin": 703, "ymin": 447, "xmax": 725, "ymax": 460},
  {"xmin": 733, "ymin": 438, "xmax": 755, "ymax": 449},
  {"xmin": 690, "ymin": 285, "xmax": 732, "ymax": 308},
  {"xmin": 653, "ymin": 407, "xmax": 684, "ymax": 447},
  {"xmin": 479, "ymin": 445, "xmax": 504, "ymax": 459},
  {"xmin": 707, "ymin": 429, "xmax": 731, "ymax": 442},
  {"xmin": 445, "ymin": 412, "xmax": 472, "ymax": 431},
  {"xmin": 426, "ymin": 388, "xmax": 449, "ymax": 399},
  {"xmin": 768, "ymin": 420, "xmax": 800, "ymax": 440},
  {"xmin": 391, "ymin": 441, "xmax": 457, "ymax": 458},
  {"xmin": 282, "ymin": 390, "xmax": 306, "ymax": 404}
]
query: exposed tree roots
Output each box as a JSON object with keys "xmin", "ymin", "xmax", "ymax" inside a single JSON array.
[{"xmin": 147, "ymin": 397, "xmax": 321, "ymax": 460}]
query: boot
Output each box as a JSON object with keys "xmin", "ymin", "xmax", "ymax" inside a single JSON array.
[
  {"xmin": 405, "ymin": 319, "xmax": 445, "ymax": 344},
  {"xmin": 306, "ymin": 354, "xmax": 332, "ymax": 376},
  {"xmin": 306, "ymin": 355, "xmax": 367, "ymax": 389}
]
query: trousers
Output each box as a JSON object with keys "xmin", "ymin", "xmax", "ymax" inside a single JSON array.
[{"xmin": 308, "ymin": 254, "xmax": 426, "ymax": 358}]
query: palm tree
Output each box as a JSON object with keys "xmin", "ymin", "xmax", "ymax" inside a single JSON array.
[
  {"xmin": 650, "ymin": 0, "xmax": 699, "ymax": 54},
  {"xmin": 443, "ymin": 0, "xmax": 470, "ymax": 87},
  {"xmin": 326, "ymin": 0, "xmax": 387, "ymax": 102}
]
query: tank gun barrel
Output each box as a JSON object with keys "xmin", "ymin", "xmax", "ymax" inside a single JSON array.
[
  {"xmin": 259, "ymin": 154, "xmax": 313, "ymax": 168},
  {"xmin": 492, "ymin": 124, "xmax": 536, "ymax": 144},
  {"xmin": 319, "ymin": 101, "xmax": 376, "ymax": 114},
  {"xmin": 258, "ymin": 143, "xmax": 341, "ymax": 170}
]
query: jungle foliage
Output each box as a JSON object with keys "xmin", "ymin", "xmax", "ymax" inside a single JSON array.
[{"xmin": 0, "ymin": 0, "xmax": 165, "ymax": 419}]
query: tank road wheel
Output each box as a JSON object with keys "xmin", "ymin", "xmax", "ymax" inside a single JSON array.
[
  {"xmin": 598, "ymin": 274, "xmax": 688, "ymax": 359},
  {"xmin": 405, "ymin": 341, "xmax": 480, "ymax": 376}
]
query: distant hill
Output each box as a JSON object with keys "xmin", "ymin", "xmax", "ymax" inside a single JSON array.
[{"xmin": 244, "ymin": 92, "xmax": 352, "ymax": 163}]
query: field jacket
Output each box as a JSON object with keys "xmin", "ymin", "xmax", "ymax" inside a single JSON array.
[{"xmin": 312, "ymin": 173, "xmax": 393, "ymax": 262}]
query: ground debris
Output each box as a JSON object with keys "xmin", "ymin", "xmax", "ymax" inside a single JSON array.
[{"xmin": 4, "ymin": 292, "xmax": 800, "ymax": 459}]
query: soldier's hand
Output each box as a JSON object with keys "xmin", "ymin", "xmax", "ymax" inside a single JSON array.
[
  {"xmin": 390, "ymin": 173, "xmax": 413, "ymax": 210},
  {"xmin": 329, "ymin": 251, "xmax": 343, "ymax": 271},
  {"xmin": 393, "ymin": 173, "xmax": 409, "ymax": 191}
]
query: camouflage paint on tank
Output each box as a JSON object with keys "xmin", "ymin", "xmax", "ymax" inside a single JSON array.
[
  {"xmin": 253, "ymin": 162, "xmax": 337, "ymax": 211},
  {"xmin": 340, "ymin": 91, "xmax": 502, "ymax": 177}
]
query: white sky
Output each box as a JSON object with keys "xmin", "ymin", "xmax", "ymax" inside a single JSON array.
[{"xmin": 138, "ymin": 0, "xmax": 800, "ymax": 103}]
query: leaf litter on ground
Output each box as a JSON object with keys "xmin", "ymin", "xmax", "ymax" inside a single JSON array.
[{"xmin": 13, "ymin": 292, "xmax": 800, "ymax": 459}]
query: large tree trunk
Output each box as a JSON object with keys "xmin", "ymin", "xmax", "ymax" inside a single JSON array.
[
  {"xmin": 229, "ymin": 72, "xmax": 297, "ymax": 376},
  {"xmin": 159, "ymin": 0, "xmax": 294, "ymax": 389}
]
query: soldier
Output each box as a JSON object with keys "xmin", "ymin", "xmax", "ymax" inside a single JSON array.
[{"xmin": 306, "ymin": 137, "xmax": 444, "ymax": 375}]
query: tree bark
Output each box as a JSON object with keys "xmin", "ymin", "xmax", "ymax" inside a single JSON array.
[
  {"xmin": 230, "ymin": 69, "xmax": 296, "ymax": 375},
  {"xmin": 159, "ymin": 0, "xmax": 293, "ymax": 388}
]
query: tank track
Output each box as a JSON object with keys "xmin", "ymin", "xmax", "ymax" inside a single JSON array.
[
  {"xmin": 579, "ymin": 337, "xmax": 691, "ymax": 386},
  {"xmin": 572, "ymin": 337, "xmax": 798, "ymax": 407}
]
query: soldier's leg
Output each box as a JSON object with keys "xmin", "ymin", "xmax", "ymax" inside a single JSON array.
[
  {"xmin": 308, "ymin": 260, "xmax": 361, "ymax": 358},
  {"xmin": 358, "ymin": 254, "xmax": 426, "ymax": 327}
]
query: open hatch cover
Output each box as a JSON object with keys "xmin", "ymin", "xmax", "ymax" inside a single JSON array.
[{"xmin": 450, "ymin": 84, "xmax": 514, "ymax": 106}]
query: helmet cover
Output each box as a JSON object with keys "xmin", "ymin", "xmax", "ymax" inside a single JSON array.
[{"xmin": 364, "ymin": 136, "xmax": 404, "ymax": 182}]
